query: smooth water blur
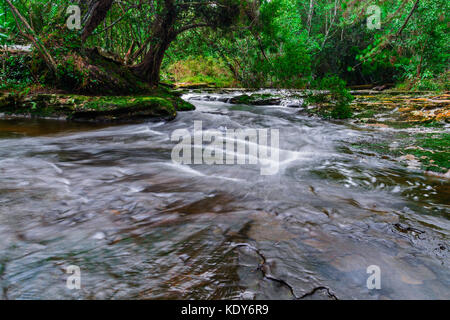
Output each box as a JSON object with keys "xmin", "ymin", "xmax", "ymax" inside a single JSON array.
[{"xmin": 0, "ymin": 92, "xmax": 449, "ymax": 300}]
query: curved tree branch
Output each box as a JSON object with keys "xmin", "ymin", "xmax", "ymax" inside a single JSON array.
[
  {"xmin": 175, "ymin": 23, "xmax": 210, "ymax": 35},
  {"xmin": 4, "ymin": 0, "xmax": 57, "ymax": 74},
  {"xmin": 396, "ymin": 0, "xmax": 420, "ymax": 37}
]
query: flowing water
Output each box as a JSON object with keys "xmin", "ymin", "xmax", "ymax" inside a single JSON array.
[{"xmin": 0, "ymin": 91, "xmax": 449, "ymax": 300}]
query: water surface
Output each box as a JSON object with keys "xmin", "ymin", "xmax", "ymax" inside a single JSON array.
[{"xmin": 0, "ymin": 92, "xmax": 448, "ymax": 299}]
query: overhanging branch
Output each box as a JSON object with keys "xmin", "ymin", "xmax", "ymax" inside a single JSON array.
[{"xmin": 4, "ymin": 0, "xmax": 57, "ymax": 74}]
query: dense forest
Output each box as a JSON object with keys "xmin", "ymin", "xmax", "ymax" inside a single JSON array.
[{"xmin": 1, "ymin": 0, "xmax": 448, "ymax": 92}]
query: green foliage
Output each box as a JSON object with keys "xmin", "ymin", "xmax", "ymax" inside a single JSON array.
[
  {"xmin": 0, "ymin": 54, "xmax": 34, "ymax": 90},
  {"xmin": 167, "ymin": 0, "xmax": 448, "ymax": 90},
  {"xmin": 308, "ymin": 75, "xmax": 354, "ymax": 119},
  {"xmin": 357, "ymin": 0, "xmax": 449, "ymax": 88},
  {"xmin": 1, "ymin": 0, "xmax": 448, "ymax": 92},
  {"xmin": 413, "ymin": 71, "xmax": 449, "ymax": 92},
  {"xmin": 330, "ymin": 102, "xmax": 353, "ymax": 120},
  {"xmin": 55, "ymin": 57, "xmax": 85, "ymax": 90}
]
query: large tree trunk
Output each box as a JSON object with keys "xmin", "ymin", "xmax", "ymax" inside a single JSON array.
[
  {"xmin": 131, "ymin": 40, "xmax": 173, "ymax": 86},
  {"xmin": 130, "ymin": 1, "xmax": 177, "ymax": 86},
  {"xmin": 80, "ymin": 0, "xmax": 181, "ymax": 86},
  {"xmin": 82, "ymin": 0, "xmax": 114, "ymax": 42}
]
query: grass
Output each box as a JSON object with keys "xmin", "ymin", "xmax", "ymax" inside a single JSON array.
[{"xmin": 164, "ymin": 56, "xmax": 236, "ymax": 88}]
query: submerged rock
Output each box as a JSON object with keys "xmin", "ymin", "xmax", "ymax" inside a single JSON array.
[{"xmin": 188, "ymin": 95, "xmax": 231, "ymax": 103}]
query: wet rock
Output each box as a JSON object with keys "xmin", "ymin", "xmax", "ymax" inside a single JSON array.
[
  {"xmin": 366, "ymin": 123, "xmax": 389, "ymax": 128},
  {"xmin": 393, "ymin": 223, "xmax": 424, "ymax": 237},
  {"xmin": 426, "ymin": 170, "xmax": 450, "ymax": 179},
  {"xmin": 229, "ymin": 94, "xmax": 282, "ymax": 106},
  {"xmin": 285, "ymin": 102, "xmax": 302, "ymax": 108},
  {"xmin": 373, "ymin": 85, "xmax": 389, "ymax": 91},
  {"xmin": 397, "ymin": 154, "xmax": 422, "ymax": 170},
  {"xmin": 298, "ymin": 287, "xmax": 338, "ymax": 300}
]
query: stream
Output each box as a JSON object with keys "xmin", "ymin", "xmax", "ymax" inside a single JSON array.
[{"xmin": 0, "ymin": 91, "xmax": 449, "ymax": 299}]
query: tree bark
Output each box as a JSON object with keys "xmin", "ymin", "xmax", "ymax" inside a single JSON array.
[
  {"xmin": 82, "ymin": 0, "xmax": 114, "ymax": 42},
  {"xmin": 130, "ymin": 0, "xmax": 177, "ymax": 86},
  {"xmin": 307, "ymin": 0, "xmax": 315, "ymax": 36},
  {"xmin": 131, "ymin": 42, "xmax": 171, "ymax": 86},
  {"xmin": 396, "ymin": 0, "xmax": 420, "ymax": 37}
]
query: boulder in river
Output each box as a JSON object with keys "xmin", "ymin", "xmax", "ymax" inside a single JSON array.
[{"xmin": 0, "ymin": 90, "xmax": 195, "ymax": 122}]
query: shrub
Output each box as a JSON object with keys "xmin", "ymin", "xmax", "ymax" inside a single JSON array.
[
  {"xmin": 308, "ymin": 75, "xmax": 354, "ymax": 119},
  {"xmin": 55, "ymin": 57, "xmax": 86, "ymax": 90},
  {"xmin": 0, "ymin": 54, "xmax": 33, "ymax": 90}
]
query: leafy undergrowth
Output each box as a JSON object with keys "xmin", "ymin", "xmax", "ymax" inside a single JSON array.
[
  {"xmin": 1, "ymin": 35, "xmax": 151, "ymax": 95},
  {"xmin": 304, "ymin": 76, "xmax": 354, "ymax": 119},
  {"xmin": 0, "ymin": 54, "xmax": 34, "ymax": 91}
]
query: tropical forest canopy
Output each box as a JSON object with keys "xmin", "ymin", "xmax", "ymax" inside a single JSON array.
[{"xmin": 1, "ymin": 0, "xmax": 449, "ymax": 91}]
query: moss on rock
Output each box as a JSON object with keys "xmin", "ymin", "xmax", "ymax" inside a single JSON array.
[{"xmin": 0, "ymin": 89, "xmax": 195, "ymax": 122}]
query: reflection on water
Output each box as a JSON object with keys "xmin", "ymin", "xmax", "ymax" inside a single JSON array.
[
  {"xmin": 0, "ymin": 119, "xmax": 112, "ymax": 138},
  {"xmin": 0, "ymin": 92, "xmax": 449, "ymax": 300}
]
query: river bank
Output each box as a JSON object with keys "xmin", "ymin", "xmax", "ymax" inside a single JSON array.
[{"xmin": 0, "ymin": 87, "xmax": 195, "ymax": 122}]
